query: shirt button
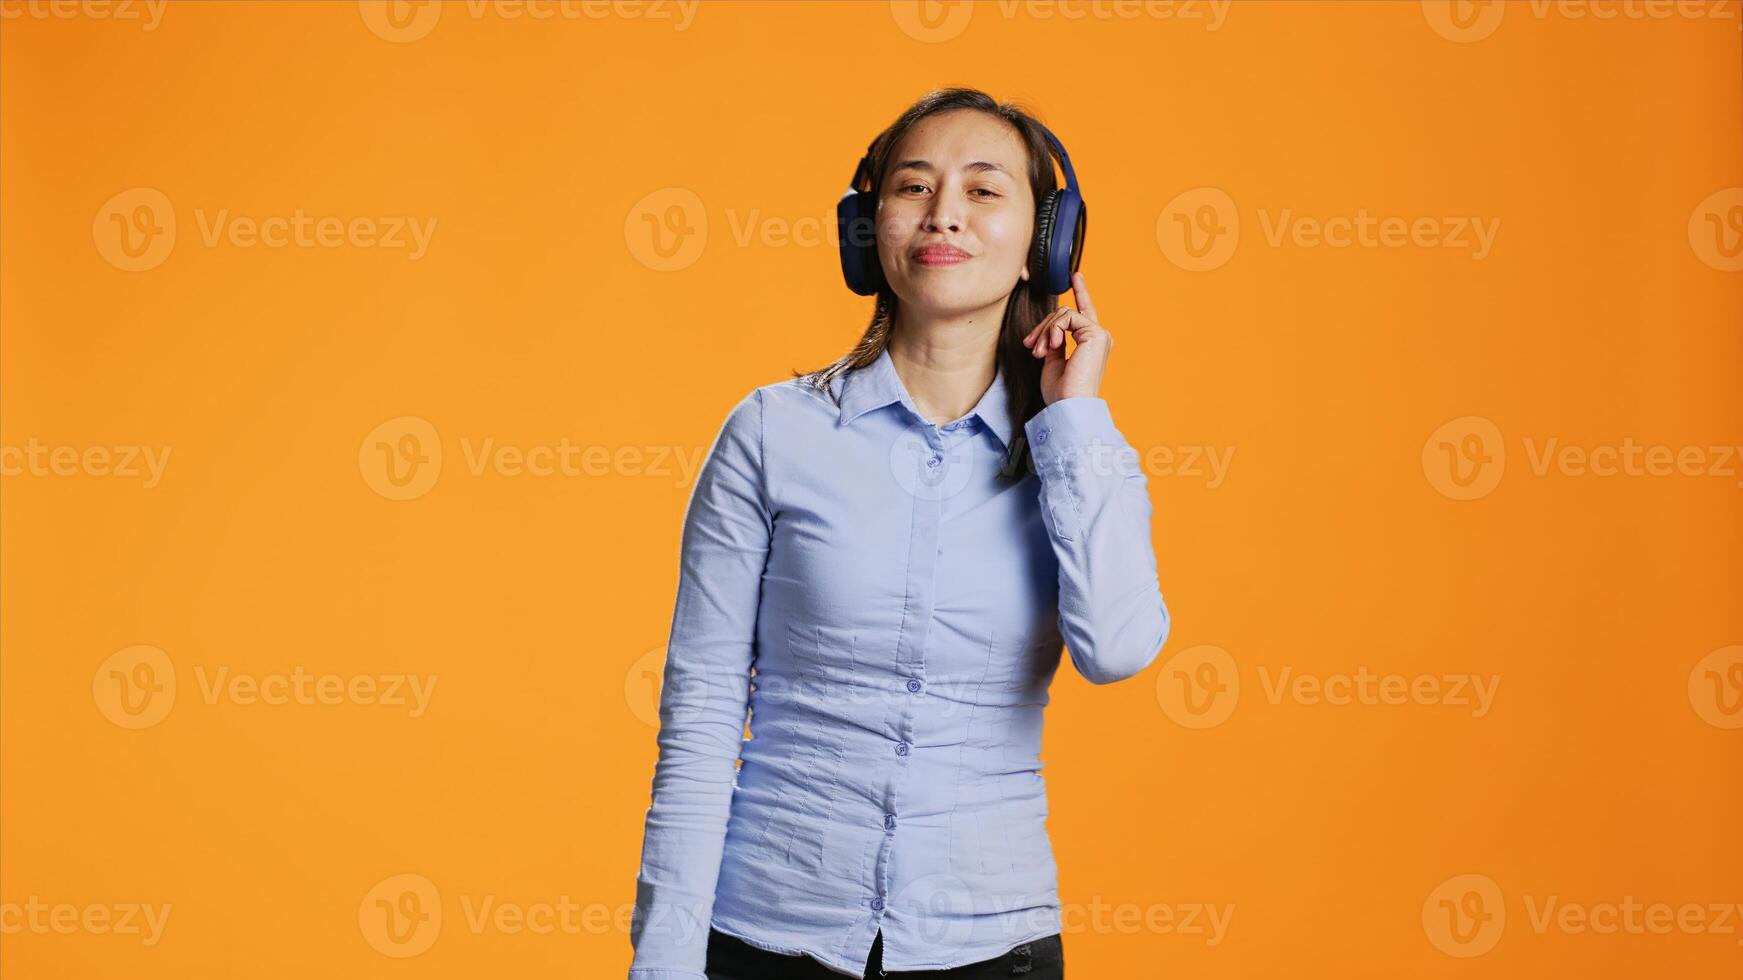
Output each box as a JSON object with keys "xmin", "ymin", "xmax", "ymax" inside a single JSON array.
[
  {"xmin": 1036, "ymin": 429, "xmax": 1050, "ymax": 445},
  {"xmin": 871, "ymin": 897, "xmax": 885, "ymax": 911},
  {"xmin": 894, "ymin": 741, "xmax": 910, "ymax": 757},
  {"xmin": 926, "ymin": 453, "xmax": 941, "ymax": 468},
  {"xmin": 906, "ymin": 678, "xmax": 923, "ymax": 693},
  {"xmin": 884, "ymin": 813, "xmax": 897, "ymax": 830}
]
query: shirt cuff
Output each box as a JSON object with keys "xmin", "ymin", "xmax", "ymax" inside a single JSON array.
[{"xmin": 1024, "ymin": 397, "xmax": 1137, "ymax": 470}]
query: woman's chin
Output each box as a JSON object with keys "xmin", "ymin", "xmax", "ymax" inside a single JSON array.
[{"xmin": 890, "ymin": 282, "xmax": 1007, "ymax": 316}]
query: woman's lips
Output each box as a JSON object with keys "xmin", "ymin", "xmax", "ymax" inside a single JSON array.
[{"xmin": 912, "ymin": 245, "xmax": 971, "ymax": 267}]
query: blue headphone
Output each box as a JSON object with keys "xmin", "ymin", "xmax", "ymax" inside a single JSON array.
[{"xmin": 836, "ymin": 121, "xmax": 1087, "ymax": 296}]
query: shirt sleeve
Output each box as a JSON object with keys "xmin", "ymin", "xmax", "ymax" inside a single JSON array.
[
  {"xmin": 629, "ymin": 388, "xmax": 771, "ymax": 980},
  {"xmin": 1023, "ymin": 396, "xmax": 1171, "ymax": 685}
]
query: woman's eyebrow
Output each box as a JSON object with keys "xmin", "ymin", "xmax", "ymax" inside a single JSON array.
[{"xmin": 891, "ymin": 159, "xmax": 1013, "ymax": 177}]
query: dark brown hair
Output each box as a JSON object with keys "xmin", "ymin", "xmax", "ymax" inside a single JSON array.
[{"xmin": 793, "ymin": 87, "xmax": 1070, "ymax": 482}]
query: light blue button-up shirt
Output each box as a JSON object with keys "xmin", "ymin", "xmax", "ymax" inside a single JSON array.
[{"xmin": 629, "ymin": 345, "xmax": 1170, "ymax": 979}]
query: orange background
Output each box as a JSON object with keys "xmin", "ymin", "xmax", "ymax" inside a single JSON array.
[{"xmin": 4, "ymin": 0, "xmax": 1742, "ymax": 976}]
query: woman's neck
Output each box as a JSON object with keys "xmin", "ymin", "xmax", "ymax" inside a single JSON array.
[{"xmin": 886, "ymin": 310, "xmax": 1002, "ymax": 427}]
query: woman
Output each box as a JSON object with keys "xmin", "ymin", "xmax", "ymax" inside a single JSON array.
[{"xmin": 629, "ymin": 87, "xmax": 1170, "ymax": 980}]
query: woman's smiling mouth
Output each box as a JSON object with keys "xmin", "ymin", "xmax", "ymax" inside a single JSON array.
[{"xmin": 912, "ymin": 243, "xmax": 972, "ymax": 267}]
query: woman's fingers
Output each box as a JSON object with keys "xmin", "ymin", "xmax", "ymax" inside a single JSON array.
[
  {"xmin": 1070, "ymin": 271, "xmax": 1098, "ymax": 324},
  {"xmin": 1027, "ymin": 309, "xmax": 1072, "ymax": 357},
  {"xmin": 1041, "ymin": 309, "xmax": 1105, "ymax": 357},
  {"xmin": 1037, "ymin": 321, "xmax": 1065, "ymax": 363},
  {"xmin": 1025, "ymin": 307, "xmax": 1071, "ymax": 355},
  {"xmin": 1034, "ymin": 306, "xmax": 1068, "ymax": 338},
  {"xmin": 1053, "ymin": 308, "xmax": 1081, "ymax": 351},
  {"xmin": 1030, "ymin": 305, "xmax": 1107, "ymax": 351}
]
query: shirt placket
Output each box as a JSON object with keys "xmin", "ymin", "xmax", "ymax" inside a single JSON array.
[{"xmin": 869, "ymin": 416, "xmax": 971, "ymax": 952}]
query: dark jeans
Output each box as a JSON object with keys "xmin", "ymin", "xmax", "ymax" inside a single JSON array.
[{"xmin": 705, "ymin": 926, "xmax": 1064, "ymax": 979}]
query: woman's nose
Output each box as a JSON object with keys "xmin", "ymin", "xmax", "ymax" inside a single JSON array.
[
  {"xmin": 923, "ymin": 191, "xmax": 962, "ymax": 232},
  {"xmin": 923, "ymin": 209, "xmax": 961, "ymax": 232}
]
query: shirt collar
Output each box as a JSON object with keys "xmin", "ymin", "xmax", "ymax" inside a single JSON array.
[{"xmin": 837, "ymin": 345, "xmax": 1014, "ymax": 451}]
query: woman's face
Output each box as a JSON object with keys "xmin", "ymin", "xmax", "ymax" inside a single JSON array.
[{"xmin": 875, "ymin": 109, "xmax": 1035, "ymax": 320}]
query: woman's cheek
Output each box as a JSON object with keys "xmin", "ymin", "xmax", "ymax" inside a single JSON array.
[
  {"xmin": 877, "ymin": 208, "xmax": 919, "ymax": 248},
  {"xmin": 988, "ymin": 214, "xmax": 1029, "ymax": 259}
]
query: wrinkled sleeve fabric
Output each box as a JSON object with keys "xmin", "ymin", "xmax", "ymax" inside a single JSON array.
[
  {"xmin": 629, "ymin": 389, "xmax": 771, "ymax": 980},
  {"xmin": 1023, "ymin": 396, "xmax": 1171, "ymax": 686}
]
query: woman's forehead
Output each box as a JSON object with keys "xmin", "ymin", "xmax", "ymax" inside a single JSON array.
[{"xmin": 889, "ymin": 113, "xmax": 1027, "ymax": 170}]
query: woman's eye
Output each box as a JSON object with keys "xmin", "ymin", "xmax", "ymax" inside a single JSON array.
[{"xmin": 897, "ymin": 184, "xmax": 998, "ymax": 198}]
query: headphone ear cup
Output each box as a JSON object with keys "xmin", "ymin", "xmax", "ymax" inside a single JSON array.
[
  {"xmin": 857, "ymin": 194, "xmax": 884, "ymax": 294},
  {"xmin": 1031, "ymin": 189, "xmax": 1061, "ymax": 290},
  {"xmin": 837, "ymin": 189, "xmax": 884, "ymax": 295}
]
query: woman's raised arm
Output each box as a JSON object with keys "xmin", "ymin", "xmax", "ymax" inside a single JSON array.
[{"xmin": 1024, "ymin": 395, "xmax": 1171, "ymax": 686}]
